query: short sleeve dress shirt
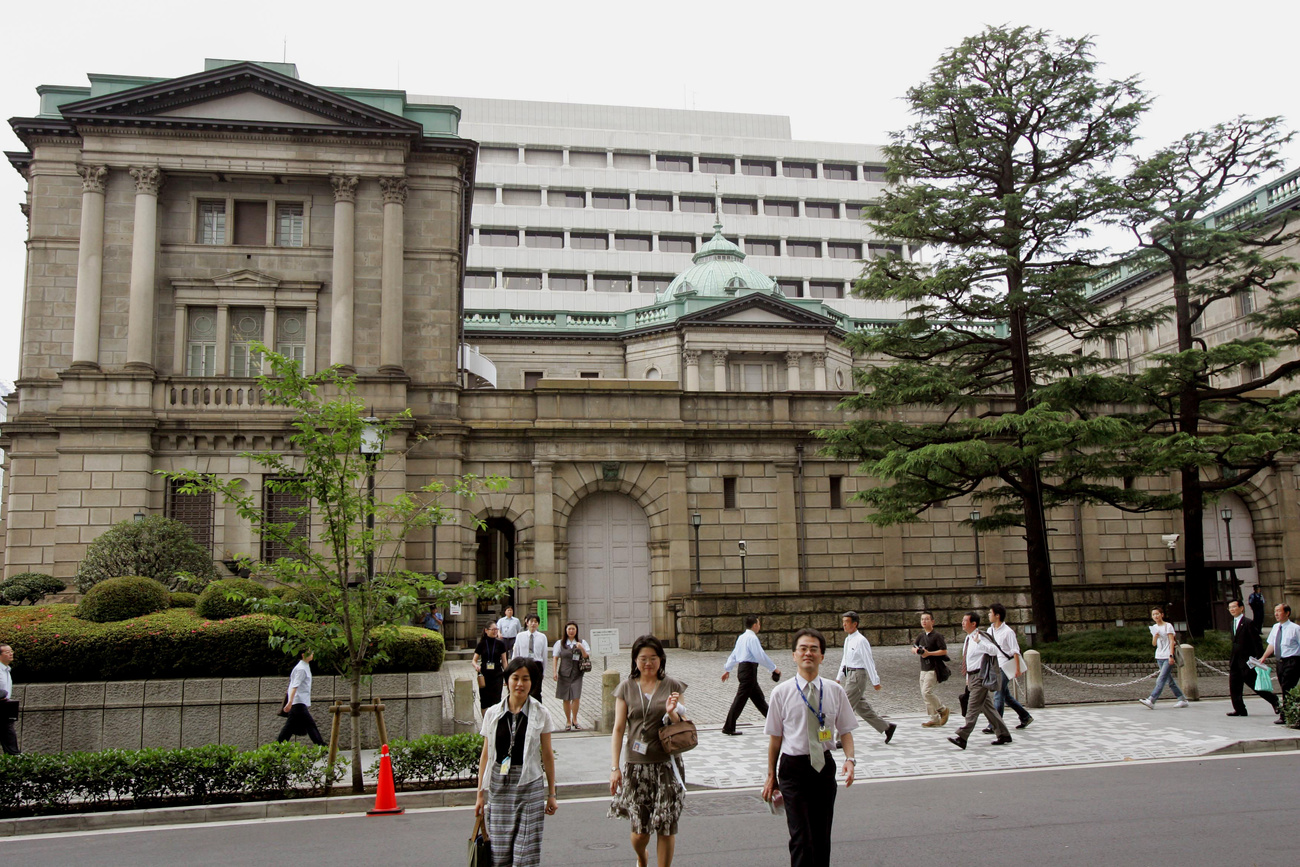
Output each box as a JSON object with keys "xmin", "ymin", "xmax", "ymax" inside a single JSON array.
[{"xmin": 764, "ymin": 673, "xmax": 858, "ymax": 756}]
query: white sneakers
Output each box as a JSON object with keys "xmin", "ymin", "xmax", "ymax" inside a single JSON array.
[
  {"xmin": 1174, "ymin": 699, "xmax": 1189, "ymax": 708},
  {"xmin": 1138, "ymin": 698, "xmax": 1155, "ymax": 709}
]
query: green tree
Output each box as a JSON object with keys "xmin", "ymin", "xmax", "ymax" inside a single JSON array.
[
  {"xmin": 1111, "ymin": 117, "xmax": 1299, "ymax": 635},
  {"xmin": 165, "ymin": 347, "xmax": 519, "ymax": 792},
  {"xmin": 818, "ymin": 26, "xmax": 1157, "ymax": 642},
  {"xmin": 74, "ymin": 515, "xmax": 218, "ymax": 593}
]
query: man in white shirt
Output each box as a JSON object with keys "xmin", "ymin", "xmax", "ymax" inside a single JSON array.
[
  {"xmin": 276, "ymin": 650, "xmax": 325, "ymax": 746},
  {"xmin": 948, "ymin": 611, "xmax": 1012, "ymax": 749},
  {"xmin": 512, "ymin": 615, "xmax": 548, "ymax": 700},
  {"xmin": 721, "ymin": 614, "xmax": 782, "ymax": 735},
  {"xmin": 1258, "ymin": 603, "xmax": 1300, "ymax": 725},
  {"xmin": 763, "ymin": 628, "xmax": 857, "ymax": 867},
  {"xmin": 496, "ymin": 605, "xmax": 523, "ymax": 656},
  {"xmin": 835, "ymin": 611, "xmax": 896, "ymax": 744},
  {"xmin": 987, "ymin": 603, "xmax": 1033, "ymax": 730},
  {"xmin": 0, "ymin": 644, "xmax": 19, "ymax": 755}
]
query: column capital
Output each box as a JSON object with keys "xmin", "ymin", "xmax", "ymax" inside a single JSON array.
[
  {"xmin": 128, "ymin": 166, "xmax": 163, "ymax": 196},
  {"xmin": 379, "ymin": 177, "xmax": 409, "ymax": 205},
  {"xmin": 331, "ymin": 174, "xmax": 360, "ymax": 203},
  {"xmin": 77, "ymin": 164, "xmax": 108, "ymax": 194},
  {"xmin": 785, "ymin": 351, "xmax": 803, "ymax": 368},
  {"xmin": 711, "ymin": 349, "xmax": 728, "ymax": 364},
  {"xmin": 812, "ymin": 351, "xmax": 827, "ymax": 368},
  {"xmin": 683, "ymin": 349, "xmax": 701, "ymax": 364}
]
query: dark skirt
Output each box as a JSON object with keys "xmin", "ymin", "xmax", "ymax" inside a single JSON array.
[
  {"xmin": 607, "ymin": 758, "xmax": 685, "ymax": 836},
  {"xmin": 487, "ymin": 765, "xmax": 546, "ymax": 867},
  {"xmin": 556, "ymin": 654, "xmax": 584, "ymax": 701},
  {"xmin": 479, "ymin": 675, "xmax": 503, "ymax": 710}
]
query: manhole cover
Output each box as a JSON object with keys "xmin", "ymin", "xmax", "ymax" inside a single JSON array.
[{"xmin": 586, "ymin": 843, "xmax": 618, "ymax": 851}]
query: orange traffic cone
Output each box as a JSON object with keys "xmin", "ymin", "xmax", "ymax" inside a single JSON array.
[{"xmin": 367, "ymin": 744, "xmax": 404, "ymax": 816}]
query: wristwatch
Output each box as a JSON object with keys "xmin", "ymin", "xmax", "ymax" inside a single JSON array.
[{"xmin": 843, "ymin": 758, "xmax": 857, "ymax": 765}]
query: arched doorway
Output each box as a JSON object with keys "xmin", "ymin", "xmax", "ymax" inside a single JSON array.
[
  {"xmin": 476, "ymin": 517, "xmax": 517, "ymax": 616},
  {"xmin": 567, "ymin": 492, "xmax": 652, "ymax": 641},
  {"xmin": 1202, "ymin": 492, "xmax": 1257, "ymax": 600}
]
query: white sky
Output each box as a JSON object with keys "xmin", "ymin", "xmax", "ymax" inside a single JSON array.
[{"xmin": 1, "ymin": 0, "xmax": 1297, "ymax": 384}]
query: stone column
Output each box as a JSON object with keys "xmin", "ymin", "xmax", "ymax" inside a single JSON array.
[
  {"xmin": 263, "ymin": 306, "xmax": 277, "ymax": 372},
  {"xmin": 71, "ymin": 165, "xmax": 108, "ymax": 369},
  {"xmin": 125, "ymin": 167, "xmax": 163, "ymax": 371},
  {"xmin": 683, "ymin": 349, "xmax": 701, "ymax": 391},
  {"xmin": 379, "ymin": 177, "xmax": 407, "ymax": 374},
  {"xmin": 667, "ymin": 461, "xmax": 691, "ymax": 597},
  {"xmin": 214, "ymin": 304, "xmax": 230, "ymax": 376},
  {"xmin": 775, "ymin": 461, "xmax": 800, "ymax": 591},
  {"xmin": 329, "ymin": 175, "xmax": 358, "ymax": 370},
  {"xmin": 812, "ymin": 352, "xmax": 827, "ymax": 391},
  {"xmin": 533, "ymin": 461, "xmax": 555, "ymax": 592},
  {"xmin": 1276, "ymin": 461, "xmax": 1300, "ymax": 610},
  {"xmin": 712, "ymin": 350, "xmax": 728, "ymax": 391},
  {"xmin": 786, "ymin": 351, "xmax": 803, "ymax": 391},
  {"xmin": 172, "ymin": 304, "xmax": 186, "ymax": 374}
]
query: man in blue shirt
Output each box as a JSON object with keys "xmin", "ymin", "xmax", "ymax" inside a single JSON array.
[
  {"xmin": 1259, "ymin": 603, "xmax": 1300, "ymax": 725},
  {"xmin": 721, "ymin": 615, "xmax": 781, "ymax": 735}
]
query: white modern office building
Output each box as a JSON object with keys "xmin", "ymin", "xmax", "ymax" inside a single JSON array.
[{"xmin": 416, "ymin": 95, "xmax": 909, "ymax": 318}]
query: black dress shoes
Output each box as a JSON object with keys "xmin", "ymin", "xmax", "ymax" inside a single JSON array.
[
  {"xmin": 721, "ymin": 730, "xmax": 742, "ymax": 736},
  {"xmin": 948, "ymin": 736, "xmax": 967, "ymax": 750},
  {"xmin": 1226, "ymin": 711, "xmax": 1246, "ymax": 717},
  {"xmin": 885, "ymin": 723, "xmax": 897, "ymax": 744},
  {"xmin": 990, "ymin": 735, "xmax": 1013, "ymax": 745},
  {"xmin": 982, "ymin": 726, "xmax": 994, "ymax": 734},
  {"xmin": 1016, "ymin": 716, "xmax": 1034, "ymax": 730}
]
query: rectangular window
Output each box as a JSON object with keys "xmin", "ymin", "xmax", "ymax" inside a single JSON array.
[
  {"xmin": 659, "ymin": 235, "xmax": 695, "ymax": 253},
  {"xmin": 594, "ymin": 274, "xmax": 632, "ymax": 293},
  {"xmin": 863, "ymin": 165, "xmax": 887, "ymax": 183},
  {"xmin": 569, "ymin": 150, "xmax": 608, "ymax": 168},
  {"xmin": 186, "ymin": 306, "xmax": 217, "ymax": 376},
  {"xmin": 473, "ymin": 187, "xmax": 498, "ymax": 206},
  {"xmin": 845, "ymin": 203, "xmax": 870, "ymax": 219},
  {"xmin": 275, "ymin": 203, "xmax": 305, "ymax": 247},
  {"xmin": 229, "ymin": 307, "xmax": 264, "ymax": 378},
  {"xmin": 464, "ymin": 272, "xmax": 497, "ymax": 289},
  {"xmin": 824, "ymin": 164, "xmax": 857, "ymax": 181},
  {"xmin": 657, "ymin": 154, "xmax": 693, "ymax": 172},
  {"xmin": 744, "ymin": 238, "xmax": 780, "ymax": 257},
  {"xmin": 197, "ymin": 200, "xmax": 227, "ymax": 245},
  {"xmin": 615, "ymin": 234, "xmax": 652, "ymax": 252},
  {"xmin": 479, "ymin": 229, "xmax": 520, "ymax": 247},
  {"xmin": 723, "ymin": 476, "xmax": 738, "ymax": 510},
  {"xmin": 1104, "ymin": 337, "xmax": 1120, "ymax": 359},
  {"xmin": 699, "ymin": 156, "xmax": 735, "ymax": 174},
  {"xmin": 548, "ymin": 189, "xmax": 586, "ymax": 208},
  {"xmin": 787, "ymin": 241, "xmax": 822, "ymax": 258},
  {"xmin": 167, "ymin": 477, "xmax": 214, "ymax": 552},
  {"xmin": 501, "ymin": 188, "xmax": 542, "ymax": 206},
  {"xmin": 570, "ymin": 232, "xmax": 609, "ymax": 250},
  {"xmin": 783, "ymin": 161, "xmax": 816, "ymax": 179},
  {"xmin": 805, "ymin": 201, "xmax": 839, "ymax": 219},
  {"xmin": 639, "ymin": 276, "xmax": 672, "ymax": 294},
  {"xmin": 765, "ymin": 199, "xmax": 799, "ymax": 217},
  {"xmin": 548, "ymin": 273, "xmax": 587, "ymax": 292},
  {"xmin": 828, "ymin": 242, "xmax": 861, "ymax": 260},
  {"xmin": 807, "ymin": 281, "xmax": 843, "ymax": 298},
  {"xmin": 1237, "ymin": 290, "xmax": 1255, "ymax": 317},
  {"xmin": 733, "ymin": 362, "xmax": 775, "ymax": 391},
  {"xmin": 276, "ymin": 309, "xmax": 307, "ymax": 369},
  {"xmin": 722, "ymin": 197, "xmax": 758, "ymax": 216},
  {"xmin": 777, "ymin": 280, "xmax": 803, "ymax": 298},
  {"xmin": 480, "ymin": 147, "xmax": 519, "ymax": 164},
  {"xmin": 1245, "ymin": 361, "xmax": 1264, "ymax": 383},
  {"xmin": 635, "ymin": 194, "xmax": 672, "ymax": 212},
  {"xmin": 868, "ymin": 242, "xmax": 903, "ymax": 259},
  {"xmin": 679, "ymin": 196, "xmax": 714, "ymax": 214},
  {"xmin": 233, "ymin": 200, "xmax": 267, "ymax": 246},
  {"xmin": 525, "ymin": 231, "xmax": 564, "ymax": 249},
  {"xmin": 524, "ymin": 148, "xmax": 563, "ymax": 166},
  {"xmin": 263, "ymin": 477, "xmax": 309, "ymax": 562},
  {"xmin": 592, "ymin": 192, "xmax": 630, "ymax": 210},
  {"xmin": 829, "ymin": 475, "xmax": 843, "ymax": 510},
  {"xmin": 503, "ymin": 273, "xmax": 542, "ymax": 291},
  {"xmin": 523, "ymin": 371, "xmax": 544, "ymax": 388},
  {"xmin": 579, "ymin": 371, "xmax": 600, "ymax": 379},
  {"xmin": 613, "ymin": 152, "xmax": 652, "ymax": 170},
  {"xmin": 741, "ymin": 159, "xmax": 776, "ymax": 177}
]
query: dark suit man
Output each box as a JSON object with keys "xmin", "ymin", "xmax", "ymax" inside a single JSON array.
[{"xmin": 1227, "ymin": 599, "xmax": 1278, "ymax": 717}]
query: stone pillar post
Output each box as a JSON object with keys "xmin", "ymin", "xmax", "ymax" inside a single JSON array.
[
  {"xmin": 329, "ymin": 175, "xmax": 358, "ymax": 370},
  {"xmin": 1023, "ymin": 649, "xmax": 1044, "ymax": 708},
  {"xmin": 812, "ymin": 352, "xmax": 827, "ymax": 391},
  {"xmin": 214, "ymin": 304, "xmax": 230, "ymax": 376},
  {"xmin": 775, "ymin": 461, "xmax": 800, "ymax": 591},
  {"xmin": 172, "ymin": 304, "xmax": 186, "ymax": 374},
  {"xmin": 786, "ymin": 351, "xmax": 802, "ymax": 391},
  {"xmin": 71, "ymin": 165, "xmax": 108, "ymax": 369},
  {"xmin": 379, "ymin": 177, "xmax": 407, "ymax": 374},
  {"xmin": 1178, "ymin": 643, "xmax": 1200, "ymax": 701},
  {"xmin": 712, "ymin": 350, "xmax": 728, "ymax": 391},
  {"xmin": 263, "ymin": 306, "xmax": 277, "ymax": 371},
  {"xmin": 667, "ymin": 461, "xmax": 691, "ymax": 597},
  {"xmin": 533, "ymin": 461, "xmax": 555, "ymax": 591},
  {"xmin": 1275, "ymin": 460, "xmax": 1300, "ymax": 611},
  {"xmin": 125, "ymin": 166, "xmax": 163, "ymax": 371},
  {"xmin": 683, "ymin": 349, "xmax": 701, "ymax": 391}
]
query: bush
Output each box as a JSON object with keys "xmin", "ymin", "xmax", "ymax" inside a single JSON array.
[
  {"xmin": 0, "ymin": 572, "xmax": 64, "ymax": 605},
  {"xmin": 0, "ymin": 605, "xmax": 447, "ymax": 682},
  {"xmin": 1284, "ymin": 684, "xmax": 1300, "ymax": 728},
  {"xmin": 74, "ymin": 516, "xmax": 218, "ymax": 594},
  {"xmin": 196, "ymin": 578, "xmax": 271, "ymax": 620},
  {"xmin": 0, "ymin": 742, "xmax": 347, "ymax": 817},
  {"xmin": 75, "ymin": 576, "xmax": 171, "ymax": 623},
  {"xmin": 1038, "ymin": 625, "xmax": 1232, "ymax": 664},
  {"xmin": 367, "ymin": 733, "xmax": 483, "ymax": 788},
  {"xmin": 169, "ymin": 591, "xmax": 198, "ymax": 608}
]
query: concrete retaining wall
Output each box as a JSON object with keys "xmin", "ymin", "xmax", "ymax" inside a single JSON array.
[{"xmin": 9, "ymin": 673, "xmax": 444, "ymax": 754}]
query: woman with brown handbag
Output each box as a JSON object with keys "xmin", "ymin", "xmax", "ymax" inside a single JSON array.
[{"xmin": 608, "ymin": 634, "xmax": 690, "ymax": 867}]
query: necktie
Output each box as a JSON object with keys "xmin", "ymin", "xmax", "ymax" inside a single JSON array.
[
  {"xmin": 805, "ymin": 681, "xmax": 825, "ymax": 772},
  {"xmin": 961, "ymin": 636, "xmax": 968, "ymax": 674},
  {"xmin": 531, "ymin": 634, "xmax": 536, "ymax": 657}
]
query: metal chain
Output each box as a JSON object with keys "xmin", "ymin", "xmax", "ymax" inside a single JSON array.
[
  {"xmin": 1039, "ymin": 662, "xmax": 1160, "ymax": 688},
  {"xmin": 1195, "ymin": 658, "xmax": 1233, "ymax": 677}
]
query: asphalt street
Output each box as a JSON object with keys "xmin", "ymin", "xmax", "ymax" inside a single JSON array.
[{"xmin": 4, "ymin": 751, "xmax": 1294, "ymax": 866}]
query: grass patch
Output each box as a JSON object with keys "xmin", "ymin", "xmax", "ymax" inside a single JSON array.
[{"xmin": 1037, "ymin": 625, "xmax": 1231, "ymax": 664}]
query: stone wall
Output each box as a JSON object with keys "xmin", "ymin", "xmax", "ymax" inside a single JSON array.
[
  {"xmin": 10, "ymin": 673, "xmax": 444, "ymax": 754},
  {"xmin": 674, "ymin": 583, "xmax": 1173, "ymax": 650}
]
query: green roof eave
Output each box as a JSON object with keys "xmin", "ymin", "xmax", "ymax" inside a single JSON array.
[{"xmin": 326, "ymin": 86, "xmax": 462, "ymax": 137}]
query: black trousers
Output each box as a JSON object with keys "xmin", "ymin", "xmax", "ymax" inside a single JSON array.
[
  {"xmin": 723, "ymin": 662, "xmax": 769, "ymax": 733},
  {"xmin": 1229, "ymin": 665, "xmax": 1278, "ymax": 715},
  {"xmin": 777, "ymin": 752, "xmax": 837, "ymax": 867},
  {"xmin": 1277, "ymin": 657, "xmax": 1300, "ymax": 718},
  {"xmin": 277, "ymin": 704, "xmax": 325, "ymax": 745},
  {"xmin": 479, "ymin": 675, "xmax": 503, "ymax": 711},
  {"xmin": 1, "ymin": 718, "xmax": 19, "ymax": 755}
]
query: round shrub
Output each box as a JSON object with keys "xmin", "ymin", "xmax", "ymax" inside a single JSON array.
[
  {"xmin": 75, "ymin": 576, "xmax": 171, "ymax": 622},
  {"xmin": 196, "ymin": 578, "xmax": 271, "ymax": 620},
  {"xmin": 0, "ymin": 572, "xmax": 65, "ymax": 605},
  {"xmin": 74, "ymin": 516, "xmax": 218, "ymax": 594},
  {"xmin": 169, "ymin": 591, "xmax": 198, "ymax": 608}
]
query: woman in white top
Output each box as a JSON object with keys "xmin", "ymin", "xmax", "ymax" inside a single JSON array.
[
  {"xmin": 1139, "ymin": 605, "xmax": 1188, "ymax": 709},
  {"xmin": 551, "ymin": 621, "xmax": 591, "ymax": 731}
]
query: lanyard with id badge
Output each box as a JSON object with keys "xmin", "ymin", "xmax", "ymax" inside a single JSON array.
[
  {"xmin": 499, "ymin": 709, "xmax": 524, "ymax": 775},
  {"xmin": 632, "ymin": 685, "xmax": 658, "ymax": 756},
  {"xmin": 799, "ymin": 677, "xmax": 832, "ymax": 744}
]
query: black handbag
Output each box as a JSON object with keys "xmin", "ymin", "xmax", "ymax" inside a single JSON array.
[
  {"xmin": 578, "ymin": 655, "xmax": 592, "ymax": 673},
  {"xmin": 469, "ymin": 814, "xmax": 492, "ymax": 866},
  {"xmin": 934, "ymin": 659, "xmax": 951, "ymax": 684},
  {"xmin": 277, "ymin": 691, "xmax": 291, "ymax": 718},
  {"xmin": 0, "ymin": 699, "xmax": 18, "ymax": 722},
  {"xmin": 958, "ymin": 687, "xmax": 969, "ymax": 717}
]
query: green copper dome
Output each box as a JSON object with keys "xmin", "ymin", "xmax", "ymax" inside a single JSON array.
[{"xmin": 660, "ymin": 220, "xmax": 778, "ymax": 301}]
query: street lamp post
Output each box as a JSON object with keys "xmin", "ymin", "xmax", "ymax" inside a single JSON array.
[
  {"xmin": 359, "ymin": 417, "xmax": 384, "ymax": 584},
  {"xmin": 691, "ymin": 512, "xmax": 702, "ymax": 592},
  {"xmin": 1221, "ymin": 507, "xmax": 1236, "ymax": 601},
  {"xmin": 738, "ymin": 540, "xmax": 747, "ymax": 593},
  {"xmin": 1161, "ymin": 532, "xmax": 1180, "ymax": 615},
  {"xmin": 970, "ymin": 510, "xmax": 983, "ymax": 586}
]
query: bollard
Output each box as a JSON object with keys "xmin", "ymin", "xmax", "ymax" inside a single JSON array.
[
  {"xmin": 600, "ymin": 669, "xmax": 621, "ymax": 733},
  {"xmin": 1178, "ymin": 643, "xmax": 1199, "ymax": 702},
  {"xmin": 453, "ymin": 677, "xmax": 475, "ymax": 733},
  {"xmin": 1023, "ymin": 649, "xmax": 1044, "ymax": 709}
]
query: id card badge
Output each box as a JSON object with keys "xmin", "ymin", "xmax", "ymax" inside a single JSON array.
[
  {"xmin": 632, "ymin": 740, "xmax": 648, "ymax": 755},
  {"xmin": 818, "ymin": 726, "xmax": 832, "ymax": 743},
  {"xmin": 498, "ymin": 756, "xmax": 511, "ymax": 775},
  {"xmin": 572, "ymin": 652, "xmax": 581, "ymax": 661},
  {"xmin": 485, "ymin": 662, "xmax": 495, "ymax": 671}
]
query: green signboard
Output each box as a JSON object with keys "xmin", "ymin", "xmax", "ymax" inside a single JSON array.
[{"xmin": 536, "ymin": 599, "xmax": 548, "ymax": 634}]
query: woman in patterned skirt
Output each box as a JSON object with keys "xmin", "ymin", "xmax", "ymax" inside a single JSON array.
[
  {"xmin": 475, "ymin": 657, "xmax": 558, "ymax": 867},
  {"xmin": 552, "ymin": 621, "xmax": 591, "ymax": 730},
  {"xmin": 608, "ymin": 634, "xmax": 689, "ymax": 867}
]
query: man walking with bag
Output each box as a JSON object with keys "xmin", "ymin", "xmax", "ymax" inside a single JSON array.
[
  {"xmin": 913, "ymin": 612, "xmax": 950, "ymax": 727},
  {"xmin": 1258, "ymin": 603, "xmax": 1300, "ymax": 725},
  {"xmin": 948, "ymin": 611, "xmax": 1011, "ymax": 750},
  {"xmin": 987, "ymin": 603, "xmax": 1033, "ymax": 731},
  {"xmin": 721, "ymin": 615, "xmax": 781, "ymax": 736}
]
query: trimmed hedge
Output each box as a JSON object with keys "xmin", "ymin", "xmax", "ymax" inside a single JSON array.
[
  {"xmin": 0, "ymin": 572, "xmax": 64, "ymax": 605},
  {"xmin": 75, "ymin": 576, "xmax": 171, "ymax": 623},
  {"xmin": 1038, "ymin": 625, "xmax": 1232, "ymax": 664},
  {"xmin": 0, "ymin": 742, "xmax": 347, "ymax": 817},
  {"xmin": 196, "ymin": 578, "xmax": 272, "ymax": 620},
  {"xmin": 366, "ymin": 733, "xmax": 483, "ymax": 789},
  {"xmin": 0, "ymin": 605, "xmax": 446, "ymax": 682},
  {"xmin": 169, "ymin": 591, "xmax": 198, "ymax": 608},
  {"xmin": 74, "ymin": 515, "xmax": 217, "ymax": 593}
]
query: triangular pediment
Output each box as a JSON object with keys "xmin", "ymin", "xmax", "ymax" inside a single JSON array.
[
  {"xmin": 212, "ymin": 269, "xmax": 280, "ymax": 290},
  {"xmin": 677, "ymin": 293, "xmax": 838, "ymax": 329}
]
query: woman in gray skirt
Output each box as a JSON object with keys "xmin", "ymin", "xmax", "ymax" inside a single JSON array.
[
  {"xmin": 551, "ymin": 621, "xmax": 591, "ymax": 731},
  {"xmin": 609, "ymin": 634, "xmax": 689, "ymax": 867},
  {"xmin": 475, "ymin": 657, "xmax": 558, "ymax": 867}
]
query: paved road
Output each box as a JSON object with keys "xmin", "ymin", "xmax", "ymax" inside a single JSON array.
[{"xmin": 5, "ymin": 752, "xmax": 1294, "ymax": 865}]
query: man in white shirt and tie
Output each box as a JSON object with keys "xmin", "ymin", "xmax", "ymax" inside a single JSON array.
[
  {"xmin": 763, "ymin": 628, "xmax": 857, "ymax": 867},
  {"xmin": 948, "ymin": 610, "xmax": 1012, "ymax": 749},
  {"xmin": 0, "ymin": 644, "xmax": 19, "ymax": 755},
  {"xmin": 511, "ymin": 614, "xmax": 548, "ymax": 701},
  {"xmin": 1258, "ymin": 603, "xmax": 1300, "ymax": 725},
  {"xmin": 835, "ymin": 611, "xmax": 896, "ymax": 744},
  {"xmin": 721, "ymin": 614, "xmax": 782, "ymax": 735}
]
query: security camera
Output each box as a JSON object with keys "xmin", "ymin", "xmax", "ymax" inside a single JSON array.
[{"xmin": 1160, "ymin": 533, "xmax": 1179, "ymax": 548}]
